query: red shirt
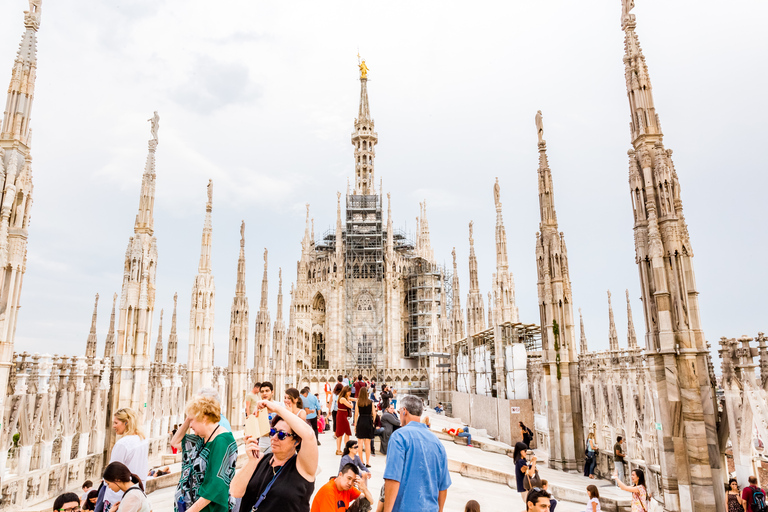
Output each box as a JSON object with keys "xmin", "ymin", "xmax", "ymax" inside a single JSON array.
[
  {"xmin": 353, "ymin": 381, "xmax": 365, "ymax": 397},
  {"xmin": 311, "ymin": 478, "xmax": 361, "ymax": 511},
  {"xmin": 743, "ymin": 485, "xmax": 762, "ymax": 512}
]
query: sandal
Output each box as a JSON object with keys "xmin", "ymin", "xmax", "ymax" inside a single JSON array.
[{"xmin": 336, "ymin": 450, "xmax": 343, "ymax": 456}]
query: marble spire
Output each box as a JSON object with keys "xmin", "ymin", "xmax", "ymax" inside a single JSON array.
[
  {"xmin": 85, "ymin": 293, "xmax": 99, "ymax": 359},
  {"xmin": 272, "ymin": 268, "xmax": 286, "ymax": 391},
  {"xmin": 493, "ymin": 178, "xmax": 519, "ymax": 324},
  {"xmin": 154, "ymin": 310, "xmax": 164, "ymax": 363},
  {"xmin": 579, "ymin": 308, "xmax": 588, "ymax": 354},
  {"xmin": 167, "ymin": 293, "xmax": 178, "ymax": 364},
  {"xmin": 625, "ymin": 289, "xmax": 637, "ymax": 350},
  {"xmin": 533, "ymin": 109, "xmax": 582, "ymax": 471},
  {"xmin": 134, "ymin": 113, "xmax": 158, "ymax": 235},
  {"xmin": 621, "ymin": 2, "xmax": 722, "ymax": 506},
  {"xmin": 0, "ymin": 1, "xmax": 42, "ymax": 412},
  {"xmin": 466, "ymin": 221, "xmax": 485, "ymax": 335},
  {"xmin": 351, "ymin": 61, "xmax": 378, "ymax": 195},
  {"xmin": 450, "ymin": 248, "xmax": 465, "ymax": 341},
  {"xmin": 103, "ymin": 293, "xmax": 117, "ymax": 359},
  {"xmin": 253, "ymin": 248, "xmax": 271, "ymax": 381},
  {"xmin": 227, "ymin": 222, "xmax": 249, "ymax": 429},
  {"xmin": 607, "ymin": 290, "xmax": 619, "ymax": 351},
  {"xmin": 188, "ymin": 182, "xmax": 216, "ymax": 399}
]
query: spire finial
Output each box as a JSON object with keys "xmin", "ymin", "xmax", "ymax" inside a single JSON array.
[
  {"xmin": 608, "ymin": 290, "xmax": 619, "ymax": 351},
  {"xmin": 240, "ymin": 220, "xmax": 245, "ymax": 248},
  {"xmin": 148, "ymin": 111, "xmax": 159, "ymax": 142},
  {"xmin": 358, "ymin": 56, "xmax": 369, "ymax": 80},
  {"xmin": 621, "ymin": 0, "xmax": 636, "ymax": 29},
  {"xmin": 535, "ymin": 110, "xmax": 545, "ymax": 144}
]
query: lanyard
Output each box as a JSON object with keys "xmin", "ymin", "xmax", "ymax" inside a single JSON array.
[{"xmin": 252, "ymin": 455, "xmax": 295, "ymax": 511}]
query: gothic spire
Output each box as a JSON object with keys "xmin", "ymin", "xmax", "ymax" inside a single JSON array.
[
  {"xmin": 608, "ymin": 290, "xmax": 619, "ymax": 351},
  {"xmin": 386, "ymin": 192, "xmax": 393, "ymax": 261},
  {"xmin": 626, "ymin": 289, "xmax": 638, "ymax": 349},
  {"xmin": 493, "ymin": 178, "xmax": 519, "ymax": 323},
  {"xmin": 260, "ymin": 248, "xmax": 269, "ymax": 311},
  {"xmin": 466, "ymin": 221, "xmax": 485, "ymax": 335},
  {"xmin": 167, "ymin": 293, "xmax": 178, "ymax": 363},
  {"xmin": 154, "ymin": 309, "xmax": 163, "ymax": 363},
  {"xmin": 336, "ymin": 193, "xmax": 343, "ymax": 260},
  {"xmin": 536, "ymin": 111, "xmax": 558, "ymax": 229},
  {"xmin": 103, "ymin": 293, "xmax": 116, "ymax": 359},
  {"xmin": 451, "ymin": 247, "xmax": 465, "ymax": 341},
  {"xmin": 276, "ymin": 268, "xmax": 283, "ymax": 322},
  {"xmin": 621, "ymin": 2, "xmax": 662, "ymax": 145},
  {"xmin": 351, "ymin": 60, "xmax": 378, "ymax": 195},
  {"xmin": 419, "ymin": 201, "xmax": 434, "ymax": 261},
  {"xmin": 236, "ymin": 221, "xmax": 246, "ymax": 298},
  {"xmin": 198, "ymin": 180, "xmax": 213, "ymax": 273},
  {"xmin": 0, "ymin": 1, "xmax": 42, "ymax": 145},
  {"xmin": 134, "ymin": 113, "xmax": 159, "ymax": 235},
  {"xmin": 86, "ymin": 293, "xmax": 99, "ymax": 359},
  {"xmin": 579, "ymin": 308, "xmax": 588, "ymax": 354}
]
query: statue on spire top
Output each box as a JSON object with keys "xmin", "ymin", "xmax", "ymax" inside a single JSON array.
[
  {"xmin": 359, "ymin": 59, "xmax": 369, "ymax": 80},
  {"xmin": 148, "ymin": 111, "xmax": 159, "ymax": 141},
  {"xmin": 535, "ymin": 110, "xmax": 545, "ymax": 144},
  {"xmin": 493, "ymin": 178, "xmax": 501, "ymax": 208}
]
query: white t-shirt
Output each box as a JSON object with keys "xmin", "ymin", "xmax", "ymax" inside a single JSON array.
[
  {"xmin": 118, "ymin": 485, "xmax": 151, "ymax": 512},
  {"xmin": 104, "ymin": 435, "xmax": 149, "ymax": 507},
  {"xmin": 586, "ymin": 497, "xmax": 601, "ymax": 512}
]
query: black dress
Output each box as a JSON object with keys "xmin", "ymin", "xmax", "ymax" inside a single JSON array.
[
  {"xmin": 355, "ymin": 402, "xmax": 375, "ymax": 439},
  {"xmin": 240, "ymin": 453, "xmax": 314, "ymax": 512}
]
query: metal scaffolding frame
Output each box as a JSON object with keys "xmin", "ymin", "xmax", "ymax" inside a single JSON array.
[
  {"xmin": 345, "ymin": 194, "xmax": 383, "ymax": 280},
  {"xmin": 403, "ymin": 258, "xmax": 444, "ymax": 360}
]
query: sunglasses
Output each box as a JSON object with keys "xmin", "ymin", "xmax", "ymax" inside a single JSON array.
[{"xmin": 269, "ymin": 428, "xmax": 297, "ymax": 441}]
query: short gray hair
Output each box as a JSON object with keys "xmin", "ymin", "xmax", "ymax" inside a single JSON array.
[
  {"xmin": 399, "ymin": 395, "xmax": 423, "ymax": 417},
  {"xmin": 197, "ymin": 387, "xmax": 222, "ymax": 404}
]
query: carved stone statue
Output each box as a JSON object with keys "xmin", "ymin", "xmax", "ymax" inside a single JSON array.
[
  {"xmin": 469, "ymin": 221, "xmax": 474, "ymax": 245},
  {"xmin": 535, "ymin": 110, "xmax": 544, "ymax": 143},
  {"xmin": 207, "ymin": 179, "xmax": 213, "ymax": 204},
  {"xmin": 359, "ymin": 59, "xmax": 369, "ymax": 79},
  {"xmin": 148, "ymin": 111, "xmax": 159, "ymax": 141},
  {"xmin": 240, "ymin": 220, "xmax": 245, "ymax": 246},
  {"xmin": 263, "ymin": 248, "xmax": 268, "ymax": 265},
  {"xmin": 493, "ymin": 178, "xmax": 501, "ymax": 208},
  {"xmin": 622, "ymin": 0, "xmax": 635, "ymax": 19}
]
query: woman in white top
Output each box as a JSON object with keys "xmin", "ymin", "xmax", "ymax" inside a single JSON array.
[
  {"xmin": 586, "ymin": 485, "xmax": 601, "ymax": 512},
  {"xmin": 104, "ymin": 408, "xmax": 149, "ymax": 511},
  {"xmin": 102, "ymin": 462, "xmax": 151, "ymax": 512}
]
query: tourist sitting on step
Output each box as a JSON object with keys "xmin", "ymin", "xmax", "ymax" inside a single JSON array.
[
  {"xmin": 339, "ymin": 440, "xmax": 372, "ymax": 478},
  {"xmin": 541, "ymin": 480, "xmax": 556, "ymax": 512},
  {"xmin": 434, "ymin": 402, "xmax": 444, "ymax": 414},
  {"xmin": 82, "ymin": 490, "xmax": 99, "ymax": 512},
  {"xmin": 311, "ymin": 463, "xmax": 374, "ymax": 512},
  {"xmin": 585, "ymin": 484, "xmax": 600, "ymax": 512}
]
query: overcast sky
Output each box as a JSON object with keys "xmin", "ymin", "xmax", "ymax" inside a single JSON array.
[{"xmin": 1, "ymin": 0, "xmax": 765, "ymax": 368}]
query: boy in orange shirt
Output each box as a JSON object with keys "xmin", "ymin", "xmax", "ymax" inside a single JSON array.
[{"xmin": 311, "ymin": 463, "xmax": 373, "ymax": 511}]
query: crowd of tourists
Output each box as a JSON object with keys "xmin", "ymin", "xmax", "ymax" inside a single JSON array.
[{"xmin": 47, "ymin": 379, "xmax": 768, "ymax": 512}]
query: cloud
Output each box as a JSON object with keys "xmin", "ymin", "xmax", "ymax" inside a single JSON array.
[{"xmin": 171, "ymin": 55, "xmax": 261, "ymax": 115}]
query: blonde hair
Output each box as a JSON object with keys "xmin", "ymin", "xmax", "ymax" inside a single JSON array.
[
  {"xmin": 114, "ymin": 408, "xmax": 146, "ymax": 440},
  {"xmin": 186, "ymin": 395, "xmax": 221, "ymax": 423}
]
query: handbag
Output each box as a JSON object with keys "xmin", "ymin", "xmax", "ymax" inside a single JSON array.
[{"xmin": 524, "ymin": 468, "xmax": 542, "ymax": 491}]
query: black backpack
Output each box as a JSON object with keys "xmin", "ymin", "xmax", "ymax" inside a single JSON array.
[{"xmin": 753, "ymin": 487, "xmax": 768, "ymax": 512}]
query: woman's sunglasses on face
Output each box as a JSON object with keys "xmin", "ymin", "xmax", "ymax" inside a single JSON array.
[{"xmin": 269, "ymin": 428, "xmax": 296, "ymax": 441}]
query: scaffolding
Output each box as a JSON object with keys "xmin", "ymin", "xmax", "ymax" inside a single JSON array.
[
  {"xmin": 345, "ymin": 194, "xmax": 383, "ymax": 280},
  {"xmin": 404, "ymin": 258, "xmax": 443, "ymax": 360},
  {"xmin": 453, "ymin": 321, "xmax": 541, "ymax": 398}
]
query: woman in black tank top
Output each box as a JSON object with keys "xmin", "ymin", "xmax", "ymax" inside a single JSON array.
[{"xmin": 231, "ymin": 402, "xmax": 318, "ymax": 512}]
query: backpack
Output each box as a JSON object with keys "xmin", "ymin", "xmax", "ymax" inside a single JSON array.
[{"xmin": 753, "ymin": 487, "xmax": 768, "ymax": 512}]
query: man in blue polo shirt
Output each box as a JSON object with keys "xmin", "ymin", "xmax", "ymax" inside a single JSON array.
[
  {"xmin": 301, "ymin": 386, "xmax": 322, "ymax": 445},
  {"xmin": 383, "ymin": 395, "xmax": 451, "ymax": 512}
]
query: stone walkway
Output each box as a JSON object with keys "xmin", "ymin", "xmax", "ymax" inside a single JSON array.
[{"xmin": 27, "ymin": 413, "xmax": 632, "ymax": 512}]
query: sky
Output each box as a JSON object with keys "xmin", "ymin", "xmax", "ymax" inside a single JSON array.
[{"xmin": 1, "ymin": 0, "xmax": 765, "ymax": 368}]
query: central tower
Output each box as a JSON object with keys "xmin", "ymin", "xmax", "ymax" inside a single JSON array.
[{"xmin": 345, "ymin": 59, "xmax": 385, "ymax": 367}]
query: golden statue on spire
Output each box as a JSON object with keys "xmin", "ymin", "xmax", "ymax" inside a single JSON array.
[{"xmin": 357, "ymin": 53, "xmax": 369, "ymax": 79}]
